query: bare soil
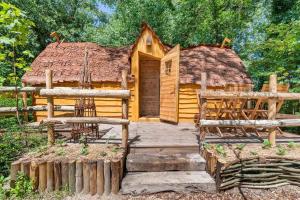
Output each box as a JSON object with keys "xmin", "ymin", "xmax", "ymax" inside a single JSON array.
[
  {"xmin": 18, "ymin": 143, "xmax": 124, "ymax": 163},
  {"xmin": 205, "ymin": 143, "xmax": 300, "ymax": 164}
]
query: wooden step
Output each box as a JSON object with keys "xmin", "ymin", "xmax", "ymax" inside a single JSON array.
[
  {"xmin": 129, "ymin": 145, "xmax": 200, "ymax": 154},
  {"xmin": 126, "ymin": 153, "xmax": 205, "ymax": 172},
  {"xmin": 121, "ymin": 171, "xmax": 216, "ymax": 195}
]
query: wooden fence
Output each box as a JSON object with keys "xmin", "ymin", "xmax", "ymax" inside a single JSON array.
[
  {"xmin": 198, "ymin": 73, "xmax": 300, "ymax": 146},
  {"xmin": 0, "ymin": 69, "xmax": 130, "ymax": 149}
]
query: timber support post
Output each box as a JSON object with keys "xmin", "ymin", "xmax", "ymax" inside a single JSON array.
[
  {"xmin": 200, "ymin": 72, "xmax": 207, "ymax": 141},
  {"xmin": 121, "ymin": 69, "xmax": 129, "ymax": 150},
  {"xmin": 21, "ymin": 82, "xmax": 28, "ymax": 123},
  {"xmin": 268, "ymin": 74, "xmax": 277, "ymax": 146},
  {"xmin": 46, "ymin": 69, "xmax": 55, "ymax": 145}
]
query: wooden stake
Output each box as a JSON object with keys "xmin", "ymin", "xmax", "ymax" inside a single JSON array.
[
  {"xmin": 21, "ymin": 82, "xmax": 28, "ymax": 122},
  {"xmin": 61, "ymin": 161, "xmax": 69, "ymax": 189},
  {"xmin": 68, "ymin": 161, "xmax": 76, "ymax": 193},
  {"xmin": 76, "ymin": 160, "xmax": 83, "ymax": 193},
  {"xmin": 83, "ymin": 160, "xmax": 90, "ymax": 194},
  {"xmin": 54, "ymin": 161, "xmax": 62, "ymax": 191},
  {"xmin": 21, "ymin": 160, "xmax": 31, "ymax": 177},
  {"xmin": 111, "ymin": 159, "xmax": 121, "ymax": 194},
  {"xmin": 89, "ymin": 161, "xmax": 97, "ymax": 195},
  {"xmin": 121, "ymin": 70, "xmax": 129, "ymax": 150},
  {"xmin": 200, "ymin": 72, "xmax": 207, "ymax": 141},
  {"xmin": 97, "ymin": 160, "xmax": 104, "ymax": 195},
  {"xmin": 10, "ymin": 161, "xmax": 21, "ymax": 188},
  {"xmin": 104, "ymin": 160, "xmax": 111, "ymax": 195},
  {"xmin": 38, "ymin": 162, "xmax": 47, "ymax": 192},
  {"xmin": 46, "ymin": 161, "xmax": 54, "ymax": 192},
  {"xmin": 268, "ymin": 74, "xmax": 277, "ymax": 146},
  {"xmin": 46, "ymin": 69, "xmax": 55, "ymax": 145},
  {"xmin": 30, "ymin": 161, "xmax": 39, "ymax": 190}
]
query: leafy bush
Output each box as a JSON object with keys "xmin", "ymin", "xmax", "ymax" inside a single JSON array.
[
  {"xmin": 0, "ymin": 132, "xmax": 46, "ymax": 177},
  {"xmin": 276, "ymin": 145, "xmax": 287, "ymax": 156},
  {"xmin": 287, "ymin": 141, "xmax": 296, "ymax": 149},
  {"xmin": 215, "ymin": 144, "xmax": 226, "ymax": 157},
  {"xmin": 10, "ymin": 172, "xmax": 34, "ymax": 199},
  {"xmin": 262, "ymin": 139, "xmax": 272, "ymax": 149}
]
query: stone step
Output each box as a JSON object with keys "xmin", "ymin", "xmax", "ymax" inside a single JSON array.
[
  {"xmin": 129, "ymin": 145, "xmax": 200, "ymax": 154},
  {"xmin": 126, "ymin": 153, "xmax": 206, "ymax": 172},
  {"xmin": 121, "ymin": 171, "xmax": 216, "ymax": 195}
]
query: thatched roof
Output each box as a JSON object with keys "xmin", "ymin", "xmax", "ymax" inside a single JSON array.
[
  {"xmin": 179, "ymin": 45, "xmax": 252, "ymax": 86},
  {"xmin": 22, "ymin": 42, "xmax": 131, "ymax": 85},
  {"xmin": 22, "ymin": 27, "xmax": 252, "ymax": 86}
]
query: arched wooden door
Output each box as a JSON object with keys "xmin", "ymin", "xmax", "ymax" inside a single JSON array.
[{"xmin": 160, "ymin": 44, "xmax": 180, "ymax": 123}]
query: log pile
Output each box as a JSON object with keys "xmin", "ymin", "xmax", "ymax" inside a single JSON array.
[
  {"xmin": 10, "ymin": 156, "xmax": 125, "ymax": 196},
  {"xmin": 201, "ymin": 150, "xmax": 300, "ymax": 190}
]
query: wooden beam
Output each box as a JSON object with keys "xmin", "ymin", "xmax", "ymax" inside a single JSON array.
[
  {"xmin": 200, "ymin": 119, "xmax": 300, "ymax": 127},
  {"xmin": 22, "ymin": 83, "xmax": 28, "ymax": 122},
  {"xmin": 41, "ymin": 117, "xmax": 130, "ymax": 125},
  {"xmin": 0, "ymin": 86, "xmax": 42, "ymax": 93},
  {"xmin": 200, "ymin": 73, "xmax": 207, "ymax": 140},
  {"xmin": 0, "ymin": 105, "xmax": 74, "ymax": 113},
  {"xmin": 46, "ymin": 69, "xmax": 55, "ymax": 145},
  {"xmin": 199, "ymin": 90, "xmax": 300, "ymax": 100},
  {"xmin": 121, "ymin": 70, "xmax": 129, "ymax": 149},
  {"xmin": 40, "ymin": 88, "xmax": 130, "ymax": 99},
  {"xmin": 268, "ymin": 74, "xmax": 277, "ymax": 146}
]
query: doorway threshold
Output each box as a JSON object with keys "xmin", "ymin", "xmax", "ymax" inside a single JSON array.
[{"xmin": 138, "ymin": 117, "xmax": 160, "ymax": 122}]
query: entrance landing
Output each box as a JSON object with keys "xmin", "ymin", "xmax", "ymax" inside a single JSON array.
[{"xmin": 100, "ymin": 122, "xmax": 200, "ymax": 153}]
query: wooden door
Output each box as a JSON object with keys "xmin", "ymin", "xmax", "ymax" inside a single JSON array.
[
  {"xmin": 160, "ymin": 45, "xmax": 180, "ymax": 123},
  {"xmin": 139, "ymin": 59, "xmax": 160, "ymax": 117}
]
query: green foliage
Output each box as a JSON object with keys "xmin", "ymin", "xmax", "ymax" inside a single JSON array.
[
  {"xmin": 203, "ymin": 142, "xmax": 212, "ymax": 150},
  {"xmin": 0, "ymin": 2, "xmax": 34, "ymax": 86},
  {"xmin": 10, "ymin": 172, "xmax": 33, "ymax": 199},
  {"xmin": 287, "ymin": 141, "xmax": 296, "ymax": 149},
  {"xmin": 56, "ymin": 147, "xmax": 66, "ymax": 156},
  {"xmin": 262, "ymin": 139, "xmax": 272, "ymax": 149},
  {"xmin": 276, "ymin": 145, "xmax": 287, "ymax": 156},
  {"xmin": 0, "ymin": 132, "xmax": 46, "ymax": 177},
  {"xmin": 235, "ymin": 144, "xmax": 246, "ymax": 151},
  {"xmin": 96, "ymin": 0, "xmax": 256, "ymax": 47},
  {"xmin": 215, "ymin": 144, "xmax": 226, "ymax": 157},
  {"xmin": 111, "ymin": 145, "xmax": 120, "ymax": 153},
  {"xmin": 0, "ymin": 175, "xmax": 9, "ymax": 199},
  {"xmin": 80, "ymin": 145, "xmax": 89, "ymax": 156},
  {"xmin": 99, "ymin": 151, "xmax": 107, "ymax": 157},
  {"xmin": 250, "ymin": 150, "xmax": 258, "ymax": 156}
]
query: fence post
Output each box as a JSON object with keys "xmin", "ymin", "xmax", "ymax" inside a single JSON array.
[
  {"xmin": 268, "ymin": 74, "xmax": 277, "ymax": 146},
  {"xmin": 121, "ymin": 70, "xmax": 129, "ymax": 150},
  {"xmin": 22, "ymin": 82, "xmax": 28, "ymax": 123},
  {"xmin": 46, "ymin": 69, "xmax": 55, "ymax": 145},
  {"xmin": 200, "ymin": 73, "xmax": 207, "ymax": 141}
]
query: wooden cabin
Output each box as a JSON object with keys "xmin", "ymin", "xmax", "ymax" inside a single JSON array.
[{"xmin": 22, "ymin": 23, "xmax": 252, "ymax": 123}]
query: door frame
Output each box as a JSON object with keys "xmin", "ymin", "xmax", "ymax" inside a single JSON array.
[{"xmin": 138, "ymin": 52, "xmax": 162, "ymax": 119}]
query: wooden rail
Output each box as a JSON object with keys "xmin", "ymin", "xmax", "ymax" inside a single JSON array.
[
  {"xmin": 0, "ymin": 86, "xmax": 42, "ymax": 92},
  {"xmin": 40, "ymin": 88, "xmax": 130, "ymax": 98},
  {"xmin": 200, "ymin": 119, "xmax": 300, "ymax": 128},
  {"xmin": 42, "ymin": 117, "xmax": 130, "ymax": 125},
  {"xmin": 0, "ymin": 105, "xmax": 74, "ymax": 113}
]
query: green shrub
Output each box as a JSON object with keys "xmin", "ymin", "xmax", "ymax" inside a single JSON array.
[
  {"xmin": 10, "ymin": 172, "xmax": 34, "ymax": 199},
  {"xmin": 215, "ymin": 144, "xmax": 226, "ymax": 157},
  {"xmin": 276, "ymin": 145, "xmax": 287, "ymax": 156},
  {"xmin": 262, "ymin": 139, "xmax": 272, "ymax": 149},
  {"xmin": 287, "ymin": 141, "xmax": 296, "ymax": 149}
]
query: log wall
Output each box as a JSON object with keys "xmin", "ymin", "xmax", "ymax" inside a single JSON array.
[{"xmin": 10, "ymin": 157, "xmax": 124, "ymax": 196}]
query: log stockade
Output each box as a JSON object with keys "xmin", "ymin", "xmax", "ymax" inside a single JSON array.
[
  {"xmin": 10, "ymin": 157, "xmax": 124, "ymax": 196},
  {"xmin": 201, "ymin": 150, "xmax": 300, "ymax": 191}
]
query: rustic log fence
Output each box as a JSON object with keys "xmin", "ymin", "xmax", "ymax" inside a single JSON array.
[
  {"xmin": 198, "ymin": 73, "xmax": 300, "ymax": 146},
  {"xmin": 201, "ymin": 149, "xmax": 300, "ymax": 191},
  {"xmin": 41, "ymin": 69, "xmax": 130, "ymax": 148},
  {"xmin": 11, "ymin": 156, "xmax": 125, "ymax": 196}
]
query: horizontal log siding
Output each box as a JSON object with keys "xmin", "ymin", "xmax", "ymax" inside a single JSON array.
[
  {"xmin": 34, "ymin": 82, "xmax": 135, "ymax": 121},
  {"xmin": 179, "ymin": 84, "xmax": 224, "ymax": 122}
]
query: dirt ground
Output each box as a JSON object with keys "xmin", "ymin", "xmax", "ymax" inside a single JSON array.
[
  {"xmin": 18, "ymin": 143, "xmax": 124, "ymax": 163},
  {"xmin": 204, "ymin": 142, "xmax": 300, "ymax": 164}
]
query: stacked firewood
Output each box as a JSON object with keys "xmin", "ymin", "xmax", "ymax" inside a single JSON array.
[{"xmin": 217, "ymin": 157, "xmax": 300, "ymax": 190}]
